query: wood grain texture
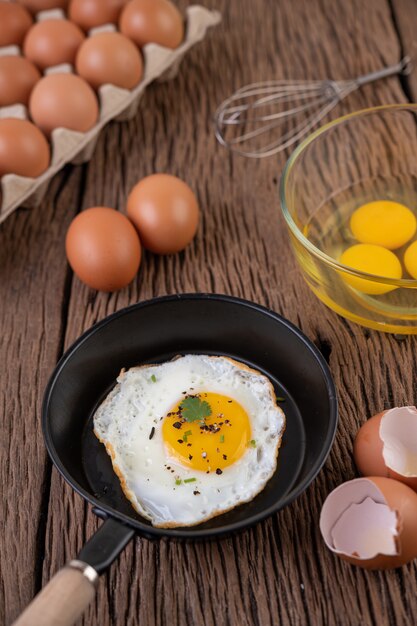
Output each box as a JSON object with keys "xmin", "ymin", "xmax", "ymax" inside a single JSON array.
[
  {"xmin": 2, "ymin": 0, "xmax": 417, "ymax": 625},
  {"xmin": 389, "ymin": 0, "xmax": 417, "ymax": 100}
]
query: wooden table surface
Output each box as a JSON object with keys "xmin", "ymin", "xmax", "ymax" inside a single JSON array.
[{"xmin": 2, "ymin": 0, "xmax": 417, "ymax": 624}]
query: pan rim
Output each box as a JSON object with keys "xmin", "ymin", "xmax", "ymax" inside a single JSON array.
[{"xmin": 42, "ymin": 293, "xmax": 338, "ymax": 539}]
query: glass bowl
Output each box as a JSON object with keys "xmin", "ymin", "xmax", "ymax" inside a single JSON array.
[{"xmin": 280, "ymin": 104, "xmax": 417, "ymax": 334}]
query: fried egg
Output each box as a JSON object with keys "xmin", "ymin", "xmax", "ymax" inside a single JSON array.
[{"xmin": 93, "ymin": 355, "xmax": 286, "ymax": 528}]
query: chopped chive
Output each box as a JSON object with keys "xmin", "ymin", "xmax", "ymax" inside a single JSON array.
[
  {"xmin": 248, "ymin": 439, "xmax": 256, "ymax": 448},
  {"xmin": 276, "ymin": 396, "xmax": 285, "ymax": 402},
  {"xmin": 184, "ymin": 477, "xmax": 196, "ymax": 483},
  {"xmin": 219, "ymin": 435, "xmax": 225, "ymax": 443},
  {"xmin": 151, "ymin": 374, "xmax": 157, "ymax": 383},
  {"xmin": 175, "ymin": 479, "xmax": 182, "ymax": 486},
  {"xmin": 183, "ymin": 429, "xmax": 193, "ymax": 443}
]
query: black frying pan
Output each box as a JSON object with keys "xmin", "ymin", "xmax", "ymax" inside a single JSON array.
[{"xmin": 14, "ymin": 294, "xmax": 338, "ymax": 626}]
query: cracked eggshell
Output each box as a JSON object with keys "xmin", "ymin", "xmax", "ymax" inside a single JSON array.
[
  {"xmin": 320, "ymin": 477, "xmax": 417, "ymax": 569},
  {"xmin": 354, "ymin": 407, "xmax": 417, "ymax": 492}
]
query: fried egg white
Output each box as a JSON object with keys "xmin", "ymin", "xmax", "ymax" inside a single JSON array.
[{"xmin": 93, "ymin": 354, "xmax": 286, "ymax": 528}]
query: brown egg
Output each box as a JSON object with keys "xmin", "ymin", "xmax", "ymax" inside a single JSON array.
[
  {"xmin": 320, "ymin": 476, "xmax": 417, "ymax": 570},
  {"xmin": 127, "ymin": 174, "xmax": 199, "ymax": 254},
  {"xmin": 354, "ymin": 408, "xmax": 417, "ymax": 492},
  {"xmin": 0, "ymin": 118, "xmax": 50, "ymax": 178},
  {"xmin": 0, "ymin": 2, "xmax": 33, "ymax": 47},
  {"xmin": 23, "ymin": 19, "xmax": 85, "ymax": 70},
  {"xmin": 76, "ymin": 32, "xmax": 143, "ymax": 90},
  {"xmin": 0, "ymin": 56, "xmax": 41, "ymax": 107},
  {"xmin": 29, "ymin": 73, "xmax": 99, "ymax": 137},
  {"xmin": 66, "ymin": 207, "xmax": 141, "ymax": 292},
  {"xmin": 69, "ymin": 0, "xmax": 128, "ymax": 32},
  {"xmin": 16, "ymin": 0, "xmax": 68, "ymax": 13},
  {"xmin": 119, "ymin": 0, "xmax": 184, "ymax": 49}
]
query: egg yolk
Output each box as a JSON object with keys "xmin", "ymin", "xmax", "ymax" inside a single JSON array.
[
  {"xmin": 162, "ymin": 392, "xmax": 252, "ymax": 472},
  {"xmin": 350, "ymin": 200, "xmax": 416, "ymax": 250},
  {"xmin": 404, "ymin": 240, "xmax": 417, "ymax": 279},
  {"xmin": 339, "ymin": 244, "xmax": 402, "ymax": 295}
]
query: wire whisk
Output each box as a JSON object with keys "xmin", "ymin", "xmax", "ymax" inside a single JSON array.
[{"xmin": 214, "ymin": 57, "xmax": 412, "ymax": 158}]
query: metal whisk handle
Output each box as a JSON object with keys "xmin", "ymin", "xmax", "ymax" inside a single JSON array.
[{"xmin": 355, "ymin": 56, "xmax": 412, "ymax": 87}]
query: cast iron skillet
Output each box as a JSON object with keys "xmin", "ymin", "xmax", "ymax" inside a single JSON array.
[{"xmin": 14, "ymin": 294, "xmax": 338, "ymax": 626}]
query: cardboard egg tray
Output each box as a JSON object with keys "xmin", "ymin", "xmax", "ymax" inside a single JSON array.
[{"xmin": 0, "ymin": 5, "xmax": 221, "ymax": 225}]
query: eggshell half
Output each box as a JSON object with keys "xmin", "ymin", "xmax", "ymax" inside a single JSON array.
[
  {"xmin": 354, "ymin": 407, "xmax": 417, "ymax": 491},
  {"xmin": 320, "ymin": 476, "xmax": 417, "ymax": 569}
]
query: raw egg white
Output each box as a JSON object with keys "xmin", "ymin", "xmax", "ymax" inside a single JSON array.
[
  {"xmin": 127, "ymin": 174, "xmax": 199, "ymax": 254},
  {"xmin": 119, "ymin": 0, "xmax": 184, "ymax": 49},
  {"xmin": 93, "ymin": 355, "xmax": 286, "ymax": 527}
]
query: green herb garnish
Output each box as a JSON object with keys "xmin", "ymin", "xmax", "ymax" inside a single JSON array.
[
  {"xmin": 219, "ymin": 434, "xmax": 225, "ymax": 443},
  {"xmin": 175, "ymin": 479, "xmax": 182, "ymax": 485},
  {"xmin": 184, "ymin": 477, "xmax": 196, "ymax": 483},
  {"xmin": 180, "ymin": 396, "xmax": 212, "ymax": 423},
  {"xmin": 150, "ymin": 374, "xmax": 157, "ymax": 383},
  {"xmin": 276, "ymin": 396, "xmax": 285, "ymax": 402},
  {"xmin": 248, "ymin": 439, "xmax": 256, "ymax": 448},
  {"xmin": 183, "ymin": 429, "xmax": 192, "ymax": 442}
]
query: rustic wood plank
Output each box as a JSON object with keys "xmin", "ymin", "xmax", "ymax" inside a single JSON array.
[
  {"xmin": 3, "ymin": 0, "xmax": 417, "ymax": 624},
  {"xmin": 0, "ymin": 168, "xmax": 83, "ymax": 624},
  {"xmin": 43, "ymin": 0, "xmax": 417, "ymax": 624},
  {"xmin": 389, "ymin": 0, "xmax": 417, "ymax": 100}
]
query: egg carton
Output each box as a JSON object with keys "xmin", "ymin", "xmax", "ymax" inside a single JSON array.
[{"xmin": 0, "ymin": 5, "xmax": 221, "ymax": 225}]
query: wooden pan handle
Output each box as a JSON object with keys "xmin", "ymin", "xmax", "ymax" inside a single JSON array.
[{"xmin": 12, "ymin": 560, "xmax": 98, "ymax": 626}]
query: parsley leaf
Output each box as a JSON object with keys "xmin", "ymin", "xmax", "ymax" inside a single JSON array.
[{"xmin": 180, "ymin": 396, "xmax": 212, "ymax": 423}]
